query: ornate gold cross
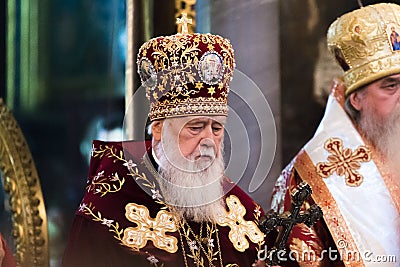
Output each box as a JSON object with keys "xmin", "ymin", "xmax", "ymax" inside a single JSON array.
[
  {"xmin": 122, "ymin": 203, "xmax": 178, "ymax": 253},
  {"xmin": 176, "ymin": 13, "xmax": 192, "ymax": 34},
  {"xmin": 316, "ymin": 137, "xmax": 371, "ymax": 186},
  {"xmin": 217, "ymin": 195, "xmax": 265, "ymax": 252}
]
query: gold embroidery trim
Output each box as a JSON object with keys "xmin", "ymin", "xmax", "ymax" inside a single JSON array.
[
  {"xmin": 84, "ymin": 146, "xmax": 180, "ymax": 253},
  {"xmin": 86, "ymin": 147, "xmax": 266, "ymax": 257},
  {"xmin": 217, "ymin": 195, "xmax": 265, "ymax": 252},
  {"xmin": 80, "ymin": 203, "xmax": 139, "ymax": 251},
  {"xmin": 81, "ymin": 202, "xmax": 179, "ymax": 254},
  {"xmin": 150, "ymin": 96, "xmax": 228, "ymax": 121},
  {"xmin": 295, "ymin": 150, "xmax": 365, "ymax": 267},
  {"xmin": 316, "ymin": 137, "xmax": 371, "ymax": 187}
]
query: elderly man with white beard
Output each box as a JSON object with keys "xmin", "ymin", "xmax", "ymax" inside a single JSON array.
[
  {"xmin": 152, "ymin": 116, "xmax": 228, "ymax": 223},
  {"xmin": 271, "ymin": 3, "xmax": 400, "ymax": 267},
  {"xmin": 62, "ymin": 16, "xmax": 272, "ymax": 267}
]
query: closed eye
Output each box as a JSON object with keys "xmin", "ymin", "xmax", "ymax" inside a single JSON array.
[
  {"xmin": 189, "ymin": 127, "xmax": 203, "ymax": 131},
  {"xmin": 384, "ymin": 83, "xmax": 398, "ymax": 88},
  {"xmin": 212, "ymin": 126, "xmax": 223, "ymax": 133},
  {"xmin": 380, "ymin": 77, "xmax": 400, "ymax": 92}
]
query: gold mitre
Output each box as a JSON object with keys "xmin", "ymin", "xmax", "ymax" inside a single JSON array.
[
  {"xmin": 327, "ymin": 3, "xmax": 400, "ymax": 95},
  {"xmin": 136, "ymin": 14, "xmax": 235, "ymax": 121}
]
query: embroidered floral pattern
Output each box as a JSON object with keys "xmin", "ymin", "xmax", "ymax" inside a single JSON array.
[
  {"xmin": 217, "ymin": 195, "xmax": 265, "ymax": 252},
  {"xmin": 123, "ymin": 159, "xmax": 137, "ymax": 172},
  {"xmin": 151, "ymin": 189, "xmax": 162, "ymax": 199},
  {"xmin": 85, "ymin": 145, "xmax": 131, "ymax": 196},
  {"xmin": 253, "ymin": 205, "xmax": 261, "ymax": 220},
  {"xmin": 92, "ymin": 144, "xmax": 124, "ymax": 161},
  {"xmin": 206, "ymin": 238, "xmax": 214, "ymax": 248},
  {"xmin": 86, "ymin": 171, "xmax": 125, "ymax": 197},
  {"xmin": 316, "ymin": 138, "xmax": 371, "ymax": 186},
  {"xmin": 188, "ymin": 240, "xmax": 198, "ymax": 251},
  {"xmin": 122, "ymin": 203, "xmax": 178, "ymax": 253},
  {"xmin": 101, "ymin": 218, "xmax": 114, "ymax": 227},
  {"xmin": 91, "ymin": 144, "xmax": 96, "ymax": 157},
  {"xmin": 78, "ymin": 203, "xmax": 87, "ymax": 212},
  {"xmin": 83, "ymin": 144, "xmax": 266, "ymax": 265},
  {"xmin": 147, "ymin": 255, "xmax": 159, "ymax": 264},
  {"xmin": 80, "ymin": 202, "xmax": 132, "ymax": 250}
]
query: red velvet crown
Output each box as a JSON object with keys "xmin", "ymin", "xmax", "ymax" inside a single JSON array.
[{"xmin": 137, "ymin": 32, "xmax": 235, "ymax": 121}]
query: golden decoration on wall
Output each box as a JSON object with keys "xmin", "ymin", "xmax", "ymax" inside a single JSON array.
[{"xmin": 0, "ymin": 99, "xmax": 49, "ymax": 266}]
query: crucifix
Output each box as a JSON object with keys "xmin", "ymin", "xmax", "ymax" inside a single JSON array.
[
  {"xmin": 258, "ymin": 181, "xmax": 323, "ymax": 266},
  {"xmin": 176, "ymin": 13, "xmax": 192, "ymax": 34}
]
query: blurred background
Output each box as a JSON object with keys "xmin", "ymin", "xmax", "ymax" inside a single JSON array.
[{"xmin": 1, "ymin": 0, "xmax": 399, "ymax": 266}]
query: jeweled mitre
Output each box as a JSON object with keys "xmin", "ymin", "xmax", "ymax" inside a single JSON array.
[
  {"xmin": 137, "ymin": 32, "xmax": 235, "ymax": 121},
  {"xmin": 327, "ymin": 3, "xmax": 400, "ymax": 95}
]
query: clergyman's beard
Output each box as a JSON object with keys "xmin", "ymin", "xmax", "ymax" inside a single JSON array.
[
  {"xmin": 154, "ymin": 125, "xmax": 226, "ymax": 223},
  {"xmin": 358, "ymin": 104, "xmax": 400, "ymax": 177}
]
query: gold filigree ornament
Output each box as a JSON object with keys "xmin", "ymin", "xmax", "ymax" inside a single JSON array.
[
  {"xmin": 0, "ymin": 99, "xmax": 49, "ymax": 266},
  {"xmin": 327, "ymin": 3, "xmax": 400, "ymax": 95},
  {"xmin": 122, "ymin": 203, "xmax": 179, "ymax": 253},
  {"xmin": 217, "ymin": 195, "xmax": 265, "ymax": 252},
  {"xmin": 316, "ymin": 138, "xmax": 371, "ymax": 187}
]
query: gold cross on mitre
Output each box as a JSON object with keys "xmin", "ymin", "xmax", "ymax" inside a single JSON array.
[{"xmin": 176, "ymin": 13, "xmax": 192, "ymax": 34}]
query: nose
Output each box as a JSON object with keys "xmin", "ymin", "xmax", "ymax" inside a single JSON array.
[{"xmin": 200, "ymin": 125, "xmax": 215, "ymax": 148}]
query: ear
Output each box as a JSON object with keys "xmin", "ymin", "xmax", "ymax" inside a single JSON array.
[
  {"xmin": 151, "ymin": 120, "xmax": 163, "ymax": 141},
  {"xmin": 349, "ymin": 91, "xmax": 364, "ymax": 111}
]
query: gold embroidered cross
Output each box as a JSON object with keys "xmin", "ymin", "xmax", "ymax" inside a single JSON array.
[
  {"xmin": 122, "ymin": 203, "xmax": 178, "ymax": 253},
  {"xmin": 176, "ymin": 13, "xmax": 192, "ymax": 34},
  {"xmin": 217, "ymin": 195, "xmax": 264, "ymax": 252},
  {"xmin": 316, "ymin": 137, "xmax": 371, "ymax": 186}
]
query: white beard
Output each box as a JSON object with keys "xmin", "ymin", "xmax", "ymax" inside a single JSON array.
[
  {"xmin": 154, "ymin": 119, "xmax": 226, "ymax": 223},
  {"xmin": 358, "ymin": 104, "xmax": 400, "ymax": 181}
]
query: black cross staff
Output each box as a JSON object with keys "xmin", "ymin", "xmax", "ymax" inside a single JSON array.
[{"xmin": 258, "ymin": 181, "xmax": 323, "ymax": 266}]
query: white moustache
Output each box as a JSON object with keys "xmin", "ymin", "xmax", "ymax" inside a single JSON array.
[{"xmin": 198, "ymin": 147, "xmax": 216, "ymax": 158}]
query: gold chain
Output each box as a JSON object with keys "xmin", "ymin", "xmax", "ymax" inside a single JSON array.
[
  {"xmin": 178, "ymin": 226, "xmax": 190, "ymax": 267},
  {"xmin": 215, "ymin": 227, "xmax": 224, "ymax": 267},
  {"xmin": 178, "ymin": 218, "xmax": 223, "ymax": 267}
]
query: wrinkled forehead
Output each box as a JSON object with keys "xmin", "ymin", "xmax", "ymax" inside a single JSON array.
[{"xmin": 164, "ymin": 115, "xmax": 227, "ymax": 129}]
